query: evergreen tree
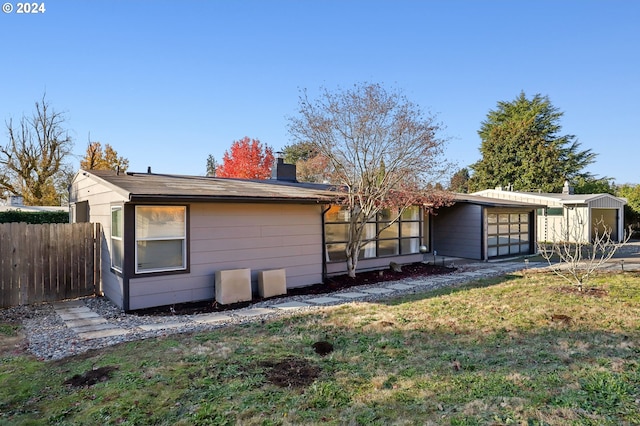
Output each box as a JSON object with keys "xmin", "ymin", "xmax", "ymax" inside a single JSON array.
[{"xmin": 468, "ymin": 92, "xmax": 596, "ymax": 192}]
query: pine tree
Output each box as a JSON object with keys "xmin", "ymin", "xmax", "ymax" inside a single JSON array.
[{"xmin": 468, "ymin": 92, "xmax": 596, "ymax": 193}]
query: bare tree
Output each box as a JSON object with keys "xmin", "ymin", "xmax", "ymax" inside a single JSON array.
[
  {"xmin": 538, "ymin": 214, "xmax": 631, "ymax": 291},
  {"xmin": 289, "ymin": 83, "xmax": 453, "ymax": 277},
  {"xmin": 1, "ymin": 96, "xmax": 73, "ymax": 205}
]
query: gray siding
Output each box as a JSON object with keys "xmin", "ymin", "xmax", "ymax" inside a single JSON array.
[
  {"xmin": 128, "ymin": 203, "xmax": 324, "ymax": 310},
  {"xmin": 432, "ymin": 204, "xmax": 483, "ymax": 260},
  {"xmin": 70, "ymin": 172, "xmax": 127, "ymax": 307}
]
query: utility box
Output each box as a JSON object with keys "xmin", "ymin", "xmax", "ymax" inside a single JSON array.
[
  {"xmin": 258, "ymin": 269, "xmax": 287, "ymax": 298},
  {"xmin": 215, "ymin": 268, "xmax": 252, "ymax": 304}
]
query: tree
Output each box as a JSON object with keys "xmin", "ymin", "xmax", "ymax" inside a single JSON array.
[
  {"xmin": 573, "ymin": 176, "xmax": 616, "ymax": 195},
  {"xmin": 538, "ymin": 215, "xmax": 631, "ymax": 292},
  {"xmin": 282, "ymin": 141, "xmax": 331, "ymax": 183},
  {"xmin": 618, "ymin": 184, "xmax": 640, "ymax": 233},
  {"xmin": 80, "ymin": 141, "xmax": 129, "ymax": 172},
  {"xmin": 1, "ymin": 96, "xmax": 73, "ymax": 205},
  {"xmin": 205, "ymin": 154, "xmax": 218, "ymax": 177},
  {"xmin": 288, "ymin": 83, "xmax": 453, "ymax": 277},
  {"xmin": 448, "ymin": 167, "xmax": 470, "ymax": 193},
  {"xmin": 468, "ymin": 92, "xmax": 596, "ymax": 193},
  {"xmin": 216, "ymin": 137, "xmax": 275, "ymax": 179}
]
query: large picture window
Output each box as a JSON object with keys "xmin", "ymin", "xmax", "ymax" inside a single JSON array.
[
  {"xmin": 135, "ymin": 206, "xmax": 187, "ymax": 273},
  {"xmin": 111, "ymin": 206, "xmax": 123, "ymax": 271},
  {"xmin": 325, "ymin": 205, "xmax": 422, "ymax": 262}
]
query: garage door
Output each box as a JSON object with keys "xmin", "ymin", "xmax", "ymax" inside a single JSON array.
[{"xmin": 487, "ymin": 212, "xmax": 531, "ymax": 258}]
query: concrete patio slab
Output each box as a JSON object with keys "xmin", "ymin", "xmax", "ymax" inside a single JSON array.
[
  {"xmin": 77, "ymin": 328, "xmax": 129, "ymax": 340},
  {"xmin": 306, "ymin": 296, "xmax": 343, "ymax": 305},
  {"xmin": 333, "ymin": 292, "xmax": 368, "ymax": 299},
  {"xmin": 361, "ymin": 287, "xmax": 395, "ymax": 295},
  {"xmin": 57, "ymin": 310, "xmax": 102, "ymax": 321},
  {"xmin": 270, "ymin": 301, "xmax": 312, "ymax": 310},
  {"xmin": 385, "ymin": 283, "xmax": 416, "ymax": 290},
  {"xmin": 193, "ymin": 313, "xmax": 233, "ymax": 324},
  {"xmin": 74, "ymin": 323, "xmax": 120, "ymax": 333},
  {"xmin": 233, "ymin": 308, "xmax": 275, "ymax": 318},
  {"xmin": 138, "ymin": 322, "xmax": 187, "ymax": 331},
  {"xmin": 65, "ymin": 318, "xmax": 108, "ymax": 328}
]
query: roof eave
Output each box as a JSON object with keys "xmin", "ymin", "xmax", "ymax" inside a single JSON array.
[{"xmin": 127, "ymin": 194, "xmax": 335, "ymax": 204}]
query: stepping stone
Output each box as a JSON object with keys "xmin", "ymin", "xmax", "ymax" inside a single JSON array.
[
  {"xmin": 270, "ymin": 301, "xmax": 312, "ymax": 310},
  {"xmin": 333, "ymin": 292, "xmax": 368, "ymax": 299},
  {"xmin": 233, "ymin": 308, "xmax": 275, "ymax": 318},
  {"xmin": 193, "ymin": 313, "xmax": 233, "ymax": 324},
  {"xmin": 53, "ymin": 300, "xmax": 85, "ymax": 309},
  {"xmin": 74, "ymin": 323, "xmax": 119, "ymax": 333},
  {"xmin": 385, "ymin": 283, "xmax": 416, "ymax": 290},
  {"xmin": 77, "ymin": 328, "xmax": 128, "ymax": 340},
  {"xmin": 138, "ymin": 322, "xmax": 186, "ymax": 331},
  {"xmin": 306, "ymin": 296, "xmax": 343, "ymax": 305},
  {"xmin": 57, "ymin": 310, "xmax": 102, "ymax": 321},
  {"xmin": 361, "ymin": 287, "xmax": 394, "ymax": 295},
  {"xmin": 65, "ymin": 318, "xmax": 108, "ymax": 328}
]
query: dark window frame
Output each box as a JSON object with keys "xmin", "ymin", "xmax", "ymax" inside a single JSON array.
[{"xmin": 324, "ymin": 205, "xmax": 423, "ymax": 263}]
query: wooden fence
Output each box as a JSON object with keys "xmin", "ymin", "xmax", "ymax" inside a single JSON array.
[{"xmin": 0, "ymin": 222, "xmax": 101, "ymax": 308}]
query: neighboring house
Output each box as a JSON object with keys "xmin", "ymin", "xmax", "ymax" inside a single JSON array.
[
  {"xmin": 0, "ymin": 195, "xmax": 68, "ymax": 213},
  {"xmin": 68, "ymin": 164, "xmax": 431, "ymax": 311},
  {"xmin": 431, "ymin": 194, "xmax": 543, "ymax": 261},
  {"xmin": 473, "ymin": 184, "xmax": 627, "ymax": 243}
]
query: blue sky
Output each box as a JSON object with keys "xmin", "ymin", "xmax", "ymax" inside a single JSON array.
[{"xmin": 1, "ymin": 0, "xmax": 638, "ymax": 184}]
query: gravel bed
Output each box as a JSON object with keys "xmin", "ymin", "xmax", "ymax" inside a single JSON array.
[{"xmin": 8, "ymin": 262, "xmax": 533, "ymax": 361}]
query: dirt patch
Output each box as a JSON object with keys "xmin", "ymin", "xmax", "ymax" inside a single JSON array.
[
  {"xmin": 312, "ymin": 341, "xmax": 334, "ymax": 356},
  {"xmin": 132, "ymin": 262, "xmax": 455, "ymax": 316},
  {"xmin": 260, "ymin": 357, "xmax": 321, "ymax": 388},
  {"xmin": 0, "ymin": 327, "xmax": 28, "ymax": 358},
  {"xmin": 555, "ymin": 286, "xmax": 608, "ymax": 297},
  {"xmin": 64, "ymin": 366, "xmax": 118, "ymax": 387}
]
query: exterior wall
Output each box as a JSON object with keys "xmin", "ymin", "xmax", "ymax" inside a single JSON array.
[
  {"xmin": 127, "ymin": 203, "xmax": 324, "ymax": 310},
  {"xmin": 477, "ymin": 190, "xmax": 626, "ymax": 243},
  {"xmin": 69, "ymin": 173, "xmax": 127, "ymax": 307},
  {"xmin": 432, "ymin": 203, "xmax": 483, "ymax": 260},
  {"xmin": 541, "ymin": 206, "xmax": 590, "ymax": 243}
]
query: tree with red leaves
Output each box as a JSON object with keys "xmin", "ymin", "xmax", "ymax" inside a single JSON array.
[{"xmin": 216, "ymin": 137, "xmax": 275, "ymax": 179}]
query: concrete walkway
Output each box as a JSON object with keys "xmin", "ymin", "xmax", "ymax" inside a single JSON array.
[
  {"xmin": 53, "ymin": 300, "xmax": 129, "ymax": 340},
  {"xmin": 53, "ymin": 260, "xmax": 546, "ymax": 341},
  {"xmin": 53, "ymin": 244, "xmax": 640, "ymax": 342}
]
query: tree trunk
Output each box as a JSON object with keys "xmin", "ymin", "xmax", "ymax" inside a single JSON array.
[{"xmin": 345, "ymin": 241, "xmax": 361, "ymax": 278}]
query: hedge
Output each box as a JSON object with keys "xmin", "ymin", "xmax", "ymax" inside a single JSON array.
[{"xmin": 0, "ymin": 210, "xmax": 69, "ymax": 224}]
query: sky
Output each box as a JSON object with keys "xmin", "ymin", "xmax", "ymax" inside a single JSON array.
[{"xmin": 1, "ymin": 0, "xmax": 638, "ymax": 184}]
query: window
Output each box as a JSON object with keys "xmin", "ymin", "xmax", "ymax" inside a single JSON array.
[
  {"xmin": 135, "ymin": 206, "xmax": 187, "ymax": 273},
  {"xmin": 111, "ymin": 206, "xmax": 123, "ymax": 271},
  {"xmin": 324, "ymin": 205, "xmax": 422, "ymax": 262}
]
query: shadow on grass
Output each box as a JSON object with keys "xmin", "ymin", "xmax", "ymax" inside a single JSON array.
[{"xmin": 378, "ymin": 273, "xmax": 523, "ymax": 307}]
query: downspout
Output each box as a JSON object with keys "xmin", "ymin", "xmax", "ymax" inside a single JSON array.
[{"xmin": 321, "ymin": 204, "xmax": 331, "ymax": 283}]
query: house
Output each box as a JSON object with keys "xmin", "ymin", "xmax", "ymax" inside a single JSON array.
[
  {"xmin": 68, "ymin": 163, "xmax": 432, "ymax": 311},
  {"xmin": 0, "ymin": 195, "xmax": 68, "ymax": 213},
  {"xmin": 431, "ymin": 194, "xmax": 543, "ymax": 261},
  {"xmin": 473, "ymin": 184, "xmax": 627, "ymax": 243}
]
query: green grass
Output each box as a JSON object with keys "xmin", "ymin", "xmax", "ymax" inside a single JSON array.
[{"xmin": 1, "ymin": 271, "xmax": 640, "ymax": 425}]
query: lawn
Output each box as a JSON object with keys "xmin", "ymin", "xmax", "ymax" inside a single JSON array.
[{"xmin": 1, "ymin": 271, "xmax": 639, "ymax": 425}]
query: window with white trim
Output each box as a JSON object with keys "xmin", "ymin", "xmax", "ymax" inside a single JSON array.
[
  {"xmin": 111, "ymin": 206, "xmax": 123, "ymax": 271},
  {"xmin": 135, "ymin": 206, "xmax": 187, "ymax": 273}
]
